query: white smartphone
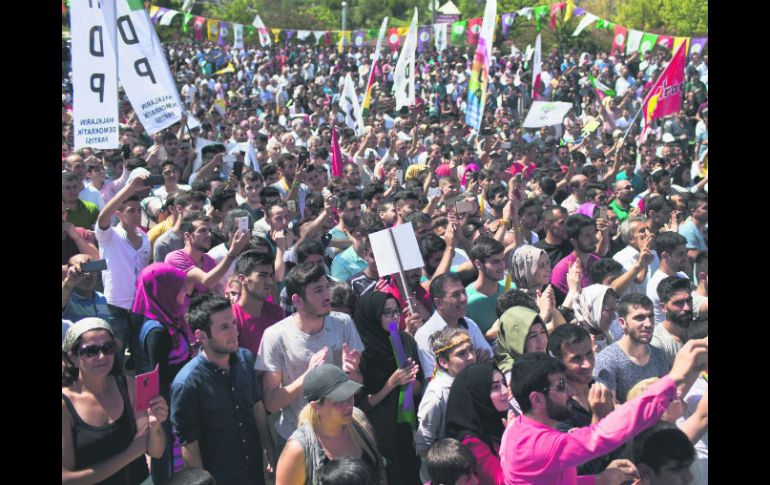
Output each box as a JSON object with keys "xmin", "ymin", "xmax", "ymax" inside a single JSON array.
[
  {"xmin": 395, "ymin": 169, "xmax": 404, "ymax": 185},
  {"xmin": 427, "ymin": 187, "xmax": 442, "ymax": 198},
  {"xmin": 237, "ymin": 216, "xmax": 249, "ymax": 233},
  {"xmin": 287, "ymin": 200, "xmax": 297, "ymax": 212}
]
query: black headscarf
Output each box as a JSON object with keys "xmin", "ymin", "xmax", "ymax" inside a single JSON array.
[
  {"xmin": 445, "ymin": 361, "xmax": 507, "ymax": 455},
  {"xmin": 353, "ymin": 291, "xmax": 400, "ymax": 395}
]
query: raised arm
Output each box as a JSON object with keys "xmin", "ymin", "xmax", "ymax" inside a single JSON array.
[{"xmin": 97, "ymin": 171, "xmax": 148, "ymax": 231}]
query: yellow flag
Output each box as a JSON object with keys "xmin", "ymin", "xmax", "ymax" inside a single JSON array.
[
  {"xmin": 271, "ymin": 28, "xmax": 282, "ymax": 42},
  {"xmin": 207, "ymin": 20, "xmax": 220, "ymax": 43},
  {"xmin": 673, "ymin": 37, "xmax": 690, "ymax": 55},
  {"xmin": 397, "ymin": 27, "xmax": 409, "ymax": 36},
  {"xmin": 215, "ymin": 63, "xmax": 235, "ymax": 75},
  {"xmin": 338, "ymin": 31, "xmax": 351, "ymax": 53},
  {"xmin": 564, "ymin": 0, "xmax": 575, "ymax": 22}
]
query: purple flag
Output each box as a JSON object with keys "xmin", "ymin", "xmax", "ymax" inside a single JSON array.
[
  {"xmin": 151, "ymin": 7, "xmax": 168, "ymax": 24},
  {"xmin": 501, "ymin": 12, "xmax": 517, "ymax": 37},
  {"xmin": 218, "ymin": 22, "xmax": 230, "ymax": 46},
  {"xmin": 417, "ymin": 26, "xmax": 431, "ymax": 53},
  {"xmin": 689, "ymin": 37, "xmax": 708, "ymax": 57},
  {"xmin": 285, "ymin": 30, "xmax": 296, "ymax": 43},
  {"xmin": 573, "ymin": 7, "xmax": 586, "ymax": 16},
  {"xmin": 353, "ymin": 30, "xmax": 365, "ymax": 48}
]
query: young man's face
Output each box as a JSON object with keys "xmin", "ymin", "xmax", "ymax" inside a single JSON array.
[
  {"xmin": 396, "ymin": 198, "xmax": 419, "ymax": 220},
  {"xmin": 296, "ymin": 276, "xmax": 332, "ymax": 318},
  {"xmin": 243, "ymin": 180, "xmax": 264, "ymax": 203},
  {"xmin": 543, "ymin": 372, "xmax": 571, "ymax": 421},
  {"xmin": 118, "ymin": 200, "xmax": 143, "ymax": 228},
  {"xmin": 268, "ymin": 206, "xmax": 288, "ymax": 232},
  {"xmin": 340, "ymin": 200, "xmax": 361, "ymax": 229},
  {"xmin": 560, "ymin": 338, "xmax": 595, "ymax": 385},
  {"xmin": 162, "ymin": 164, "xmax": 180, "ymax": 186},
  {"xmin": 201, "ymin": 308, "xmax": 239, "ymax": 355},
  {"xmin": 478, "ymin": 252, "xmax": 506, "ymax": 282},
  {"xmin": 378, "ymin": 203, "xmax": 396, "ymax": 226},
  {"xmin": 239, "ymin": 265, "xmax": 275, "ymax": 302},
  {"xmin": 440, "ymin": 180, "xmax": 460, "ymax": 198},
  {"xmin": 572, "ymin": 224, "xmax": 598, "ymax": 254},
  {"xmin": 665, "ymin": 244, "xmax": 688, "ymax": 273},
  {"xmin": 620, "ymin": 304, "xmax": 654, "ymax": 345},
  {"xmin": 344, "ymin": 165, "xmax": 361, "ymax": 186},
  {"xmin": 186, "ymin": 220, "xmax": 212, "ymax": 252},
  {"xmin": 663, "ymin": 290, "xmax": 694, "ymax": 328},
  {"xmin": 642, "ymin": 459, "xmax": 694, "ymax": 485},
  {"xmin": 520, "ymin": 206, "xmax": 539, "ymax": 231},
  {"xmin": 439, "ymin": 337, "xmax": 476, "ymax": 376},
  {"xmin": 62, "ymin": 180, "xmax": 81, "ymax": 203}
]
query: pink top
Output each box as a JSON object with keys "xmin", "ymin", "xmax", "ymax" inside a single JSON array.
[
  {"xmin": 232, "ymin": 301, "xmax": 284, "ymax": 355},
  {"xmin": 462, "ymin": 436, "xmax": 504, "ymax": 485},
  {"xmin": 165, "ymin": 250, "xmax": 216, "ymax": 296},
  {"xmin": 500, "ymin": 376, "xmax": 677, "ymax": 485},
  {"xmin": 550, "ymin": 253, "xmax": 601, "ymax": 296}
]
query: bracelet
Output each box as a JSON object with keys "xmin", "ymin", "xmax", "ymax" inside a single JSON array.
[{"xmin": 499, "ymin": 218, "xmax": 510, "ymax": 230}]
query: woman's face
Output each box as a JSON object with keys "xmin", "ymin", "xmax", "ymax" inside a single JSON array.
[
  {"xmin": 316, "ymin": 395, "xmax": 355, "ymax": 427},
  {"xmin": 533, "ymin": 253, "xmax": 552, "ymax": 287},
  {"xmin": 662, "ymin": 396, "xmax": 686, "ymax": 423},
  {"xmin": 489, "ymin": 370, "xmax": 510, "ymax": 413},
  {"xmin": 600, "ymin": 293, "xmax": 618, "ymax": 331},
  {"xmin": 72, "ymin": 330, "xmax": 116, "ymax": 377},
  {"xmin": 380, "ymin": 298, "xmax": 401, "ymax": 332},
  {"xmin": 525, "ymin": 322, "xmax": 548, "ymax": 354}
]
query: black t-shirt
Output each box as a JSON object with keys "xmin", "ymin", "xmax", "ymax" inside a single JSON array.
[
  {"xmin": 210, "ymin": 227, "xmax": 227, "ymax": 249},
  {"xmin": 534, "ymin": 239, "xmax": 574, "ymax": 269}
]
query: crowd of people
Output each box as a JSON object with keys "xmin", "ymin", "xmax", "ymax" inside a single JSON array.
[{"xmin": 61, "ymin": 22, "xmax": 709, "ymax": 485}]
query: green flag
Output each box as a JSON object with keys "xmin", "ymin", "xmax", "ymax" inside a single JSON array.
[
  {"xmin": 596, "ymin": 18, "xmax": 613, "ymax": 30},
  {"xmin": 450, "ymin": 20, "xmax": 467, "ymax": 45},
  {"xmin": 534, "ymin": 5, "xmax": 549, "ymax": 32},
  {"xmin": 588, "ymin": 74, "xmax": 616, "ymax": 97},
  {"xmin": 182, "ymin": 13, "xmax": 193, "ymax": 33},
  {"xmin": 125, "ymin": 0, "xmax": 145, "ymax": 11},
  {"xmin": 366, "ymin": 28, "xmax": 378, "ymax": 40},
  {"xmin": 639, "ymin": 32, "xmax": 659, "ymax": 55}
]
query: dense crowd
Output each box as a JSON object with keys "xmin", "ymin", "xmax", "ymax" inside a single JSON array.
[{"xmin": 61, "ymin": 27, "xmax": 708, "ymax": 485}]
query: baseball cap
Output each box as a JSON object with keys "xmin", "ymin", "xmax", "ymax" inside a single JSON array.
[{"xmin": 303, "ymin": 364, "xmax": 363, "ymax": 402}]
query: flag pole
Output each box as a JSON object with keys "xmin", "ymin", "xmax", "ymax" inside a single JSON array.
[{"xmin": 619, "ymin": 104, "xmax": 644, "ymax": 145}]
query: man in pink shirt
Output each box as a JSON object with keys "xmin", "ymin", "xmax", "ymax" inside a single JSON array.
[
  {"xmin": 551, "ymin": 214, "xmax": 601, "ymax": 304},
  {"xmin": 499, "ymin": 337, "xmax": 708, "ymax": 485},
  {"xmin": 232, "ymin": 250, "xmax": 284, "ymax": 354},
  {"xmin": 165, "ymin": 211, "xmax": 249, "ymax": 297}
]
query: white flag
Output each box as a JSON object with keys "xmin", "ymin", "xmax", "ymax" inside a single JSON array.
[
  {"xmin": 573, "ymin": 13, "xmax": 598, "ymax": 37},
  {"xmin": 252, "ymin": 14, "xmax": 271, "ymax": 46},
  {"xmin": 518, "ymin": 7, "xmax": 533, "ymax": 20},
  {"xmin": 182, "ymin": 0, "xmax": 193, "ymax": 13},
  {"xmin": 297, "ymin": 30, "xmax": 312, "ymax": 41},
  {"xmin": 626, "ymin": 30, "xmax": 644, "ymax": 55},
  {"xmin": 233, "ymin": 24, "xmax": 244, "ymax": 49},
  {"xmin": 71, "ymin": 0, "xmax": 120, "ymax": 150},
  {"xmin": 339, "ymin": 74, "xmax": 365, "ymax": 137},
  {"xmin": 159, "ymin": 10, "xmax": 179, "ymax": 26},
  {"xmin": 108, "ymin": 0, "xmax": 184, "ymax": 135},
  {"xmin": 523, "ymin": 101, "xmax": 573, "ymax": 128},
  {"xmin": 532, "ymin": 34, "xmax": 543, "ymax": 100},
  {"xmin": 313, "ymin": 31, "xmax": 326, "ymax": 43},
  {"xmin": 393, "ymin": 8, "xmax": 418, "ymax": 110},
  {"xmin": 434, "ymin": 22, "xmax": 447, "ymax": 52}
]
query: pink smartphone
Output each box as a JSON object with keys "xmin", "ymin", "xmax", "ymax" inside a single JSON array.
[{"xmin": 134, "ymin": 364, "xmax": 159, "ymax": 413}]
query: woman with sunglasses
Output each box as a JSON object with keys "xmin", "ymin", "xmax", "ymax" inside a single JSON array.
[
  {"xmin": 352, "ymin": 291, "xmax": 423, "ymax": 485},
  {"xmin": 62, "ymin": 318, "xmax": 167, "ymax": 484},
  {"xmin": 131, "ymin": 262, "xmax": 196, "ymax": 483},
  {"xmin": 444, "ymin": 361, "xmax": 510, "ymax": 485},
  {"xmin": 276, "ymin": 364, "xmax": 386, "ymax": 485}
]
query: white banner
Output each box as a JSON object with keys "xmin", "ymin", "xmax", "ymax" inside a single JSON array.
[
  {"xmin": 109, "ymin": 0, "xmax": 184, "ymax": 135},
  {"xmin": 434, "ymin": 22, "xmax": 447, "ymax": 52},
  {"xmin": 71, "ymin": 0, "xmax": 120, "ymax": 150},
  {"xmin": 523, "ymin": 101, "xmax": 573, "ymax": 128},
  {"xmin": 626, "ymin": 30, "xmax": 643, "ymax": 54},
  {"xmin": 393, "ymin": 8, "xmax": 418, "ymax": 110},
  {"xmin": 532, "ymin": 33, "xmax": 542, "ymax": 100},
  {"xmin": 158, "ymin": 10, "xmax": 179, "ymax": 26},
  {"xmin": 252, "ymin": 14, "xmax": 271, "ymax": 46},
  {"xmin": 233, "ymin": 23, "xmax": 244, "ymax": 49},
  {"xmin": 573, "ymin": 13, "xmax": 598, "ymax": 37},
  {"xmin": 339, "ymin": 74, "xmax": 365, "ymax": 136}
]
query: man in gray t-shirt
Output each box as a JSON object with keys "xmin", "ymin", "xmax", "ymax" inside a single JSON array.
[
  {"xmin": 593, "ymin": 292, "xmax": 671, "ymax": 403},
  {"xmin": 651, "ymin": 276, "xmax": 694, "ymax": 368},
  {"xmin": 255, "ymin": 264, "xmax": 364, "ymax": 443}
]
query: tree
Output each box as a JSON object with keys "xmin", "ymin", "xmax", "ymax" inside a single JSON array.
[{"xmin": 615, "ymin": 0, "xmax": 707, "ymax": 36}]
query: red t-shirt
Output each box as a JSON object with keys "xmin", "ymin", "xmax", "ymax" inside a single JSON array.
[{"xmin": 232, "ymin": 301, "xmax": 285, "ymax": 355}]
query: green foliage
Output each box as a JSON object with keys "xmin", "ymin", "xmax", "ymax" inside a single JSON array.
[{"xmin": 615, "ymin": 0, "xmax": 707, "ymax": 36}]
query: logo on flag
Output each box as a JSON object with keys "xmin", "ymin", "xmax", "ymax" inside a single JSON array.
[
  {"xmin": 453, "ymin": 24, "xmax": 465, "ymax": 34},
  {"xmin": 504, "ymin": 16, "xmax": 514, "ymax": 26},
  {"xmin": 420, "ymin": 31, "xmax": 430, "ymax": 42},
  {"xmin": 471, "ymin": 24, "xmax": 481, "ymax": 34},
  {"xmin": 389, "ymin": 33, "xmax": 399, "ymax": 44},
  {"xmin": 615, "ymin": 34, "xmax": 624, "ymax": 45}
]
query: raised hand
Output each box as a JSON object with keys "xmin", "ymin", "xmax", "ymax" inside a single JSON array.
[
  {"xmin": 588, "ymin": 382, "xmax": 614, "ymax": 420},
  {"xmin": 341, "ymin": 343, "xmax": 361, "ymax": 374},
  {"xmin": 147, "ymin": 395, "xmax": 169, "ymax": 430}
]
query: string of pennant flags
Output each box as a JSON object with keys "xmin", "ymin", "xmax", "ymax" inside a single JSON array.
[{"xmin": 140, "ymin": 1, "xmax": 706, "ymax": 58}]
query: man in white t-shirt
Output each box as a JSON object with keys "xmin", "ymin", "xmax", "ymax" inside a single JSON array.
[
  {"xmin": 646, "ymin": 232, "xmax": 689, "ymax": 325},
  {"xmin": 414, "ymin": 273, "xmax": 493, "ymax": 377},
  {"xmin": 95, "ymin": 170, "xmax": 151, "ymax": 356},
  {"xmin": 256, "ymin": 263, "xmax": 364, "ymax": 457},
  {"xmin": 613, "ymin": 217, "xmax": 660, "ymax": 296}
]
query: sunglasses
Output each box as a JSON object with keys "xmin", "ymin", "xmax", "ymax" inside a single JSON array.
[
  {"xmin": 77, "ymin": 341, "xmax": 117, "ymax": 358},
  {"xmin": 542, "ymin": 378, "xmax": 568, "ymax": 394}
]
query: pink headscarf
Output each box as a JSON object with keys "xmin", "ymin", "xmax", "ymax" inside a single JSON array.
[
  {"xmin": 460, "ymin": 163, "xmax": 480, "ymax": 186},
  {"xmin": 132, "ymin": 263, "xmax": 193, "ymax": 365},
  {"xmin": 576, "ymin": 202, "xmax": 598, "ymax": 219},
  {"xmin": 435, "ymin": 163, "xmax": 452, "ymax": 178}
]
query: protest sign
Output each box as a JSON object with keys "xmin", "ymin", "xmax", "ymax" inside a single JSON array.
[
  {"xmin": 523, "ymin": 101, "xmax": 573, "ymax": 128},
  {"xmin": 369, "ymin": 222, "xmax": 425, "ymax": 313},
  {"xmin": 71, "ymin": 0, "xmax": 120, "ymax": 150}
]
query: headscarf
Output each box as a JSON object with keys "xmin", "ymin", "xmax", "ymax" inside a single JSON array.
[
  {"xmin": 445, "ymin": 361, "xmax": 507, "ymax": 454},
  {"xmin": 352, "ymin": 292, "xmax": 402, "ymax": 394},
  {"xmin": 509, "ymin": 245, "xmax": 548, "ymax": 292},
  {"xmin": 576, "ymin": 202, "xmax": 598, "ymax": 219},
  {"xmin": 495, "ymin": 306, "xmax": 543, "ymax": 375},
  {"xmin": 434, "ymin": 163, "xmax": 452, "ymax": 178},
  {"xmin": 405, "ymin": 163, "xmax": 428, "ymax": 182},
  {"xmin": 573, "ymin": 284, "xmax": 615, "ymax": 348},
  {"xmin": 132, "ymin": 263, "xmax": 193, "ymax": 364}
]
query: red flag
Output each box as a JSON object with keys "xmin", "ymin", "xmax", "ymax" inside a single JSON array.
[
  {"xmin": 612, "ymin": 25, "xmax": 628, "ymax": 57},
  {"xmin": 657, "ymin": 35, "xmax": 674, "ymax": 52},
  {"xmin": 193, "ymin": 17, "xmax": 206, "ymax": 42},
  {"xmin": 325, "ymin": 32, "xmax": 331, "ymax": 46},
  {"xmin": 387, "ymin": 28, "xmax": 401, "ymax": 52},
  {"xmin": 550, "ymin": 3, "xmax": 566, "ymax": 30},
  {"xmin": 467, "ymin": 18, "xmax": 482, "ymax": 45},
  {"xmin": 331, "ymin": 127, "xmax": 344, "ymax": 177},
  {"xmin": 639, "ymin": 44, "xmax": 686, "ymax": 143}
]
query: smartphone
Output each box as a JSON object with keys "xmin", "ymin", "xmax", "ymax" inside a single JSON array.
[
  {"xmin": 121, "ymin": 143, "xmax": 131, "ymax": 160},
  {"xmin": 134, "ymin": 365, "xmax": 160, "ymax": 413},
  {"xmin": 427, "ymin": 187, "xmax": 442, "ymax": 199},
  {"xmin": 158, "ymin": 146, "xmax": 168, "ymax": 161},
  {"xmin": 237, "ymin": 216, "xmax": 249, "ymax": 233},
  {"xmin": 81, "ymin": 259, "xmax": 107, "ymax": 273},
  {"xmin": 233, "ymin": 161, "xmax": 244, "ymax": 179},
  {"xmin": 598, "ymin": 207, "xmax": 608, "ymax": 219},
  {"xmin": 144, "ymin": 174, "xmax": 165, "ymax": 187},
  {"xmin": 287, "ymin": 200, "xmax": 297, "ymax": 212},
  {"xmin": 456, "ymin": 199, "xmax": 477, "ymax": 215},
  {"xmin": 502, "ymin": 141, "xmax": 512, "ymax": 149},
  {"xmin": 395, "ymin": 169, "xmax": 404, "ymax": 185}
]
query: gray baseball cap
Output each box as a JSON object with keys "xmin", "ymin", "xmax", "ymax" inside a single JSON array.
[{"xmin": 303, "ymin": 364, "xmax": 363, "ymax": 402}]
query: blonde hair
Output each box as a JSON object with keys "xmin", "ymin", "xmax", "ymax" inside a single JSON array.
[
  {"xmin": 626, "ymin": 377, "xmax": 660, "ymax": 401},
  {"xmin": 297, "ymin": 404, "xmax": 379, "ymax": 465}
]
